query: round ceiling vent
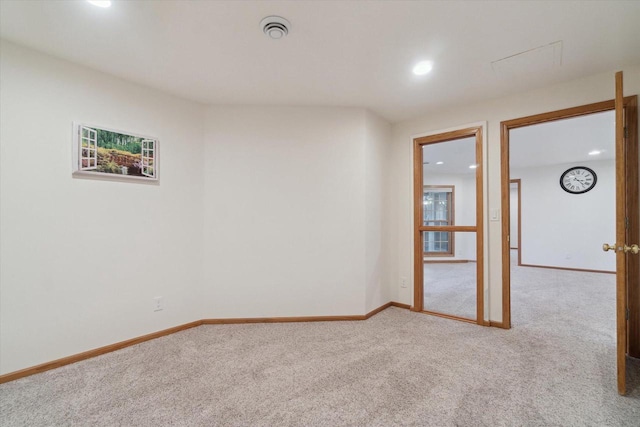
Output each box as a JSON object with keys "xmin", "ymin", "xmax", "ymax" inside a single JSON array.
[{"xmin": 260, "ymin": 16, "xmax": 290, "ymax": 40}]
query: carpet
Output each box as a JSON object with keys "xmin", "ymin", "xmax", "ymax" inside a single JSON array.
[{"xmin": 1, "ymin": 259, "xmax": 639, "ymax": 425}]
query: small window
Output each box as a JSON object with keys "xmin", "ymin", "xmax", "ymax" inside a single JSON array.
[{"xmin": 423, "ymin": 186, "xmax": 454, "ymax": 256}]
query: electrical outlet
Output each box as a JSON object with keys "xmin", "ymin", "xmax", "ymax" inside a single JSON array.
[
  {"xmin": 400, "ymin": 276, "xmax": 407, "ymax": 288},
  {"xmin": 153, "ymin": 296, "xmax": 163, "ymax": 312}
]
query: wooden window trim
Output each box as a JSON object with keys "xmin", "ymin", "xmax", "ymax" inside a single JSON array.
[{"xmin": 423, "ymin": 185, "xmax": 455, "ymax": 257}]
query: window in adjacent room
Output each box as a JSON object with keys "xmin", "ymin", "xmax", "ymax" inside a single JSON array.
[{"xmin": 423, "ymin": 186, "xmax": 454, "ymax": 256}]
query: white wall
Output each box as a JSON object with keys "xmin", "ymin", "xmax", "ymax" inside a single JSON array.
[
  {"xmin": 364, "ymin": 111, "xmax": 392, "ymax": 312},
  {"xmin": 388, "ymin": 65, "xmax": 640, "ymax": 321},
  {"xmin": 201, "ymin": 106, "xmax": 390, "ymax": 318},
  {"xmin": 0, "ymin": 41, "xmax": 393, "ymax": 375},
  {"xmin": 0, "ymin": 41, "xmax": 205, "ymax": 374},
  {"xmin": 513, "ymin": 160, "xmax": 615, "ymax": 272}
]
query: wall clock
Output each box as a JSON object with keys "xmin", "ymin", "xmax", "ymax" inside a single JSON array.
[{"xmin": 559, "ymin": 166, "xmax": 597, "ymax": 194}]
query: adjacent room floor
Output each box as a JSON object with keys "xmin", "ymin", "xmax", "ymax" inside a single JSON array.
[
  {"xmin": 423, "ymin": 249, "xmax": 618, "ymax": 328},
  {"xmin": 1, "ymin": 257, "xmax": 638, "ymax": 426},
  {"xmin": 423, "ymin": 261, "xmax": 476, "ymax": 319}
]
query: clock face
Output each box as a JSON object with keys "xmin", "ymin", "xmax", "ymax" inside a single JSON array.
[{"xmin": 560, "ymin": 166, "xmax": 597, "ymax": 194}]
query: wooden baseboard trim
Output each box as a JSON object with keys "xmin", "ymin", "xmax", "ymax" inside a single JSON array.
[
  {"xmin": 419, "ymin": 310, "xmax": 477, "ymax": 325},
  {"xmin": 365, "ymin": 302, "xmax": 393, "ymax": 318},
  {"xmin": 1, "ymin": 302, "xmax": 411, "ymax": 384},
  {"xmin": 0, "ymin": 320, "xmax": 203, "ymax": 385},
  {"xmin": 389, "ymin": 301, "xmax": 411, "ymax": 310},
  {"xmin": 424, "ymin": 260, "xmax": 470, "ymax": 264},
  {"xmin": 202, "ymin": 301, "xmax": 412, "ymax": 325},
  {"xmin": 202, "ymin": 314, "xmax": 366, "ymax": 324},
  {"xmin": 489, "ymin": 321, "xmax": 509, "ymax": 329},
  {"xmin": 519, "ymin": 263, "xmax": 615, "ymax": 274}
]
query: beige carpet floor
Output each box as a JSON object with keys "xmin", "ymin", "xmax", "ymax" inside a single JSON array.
[
  {"xmin": 1, "ymin": 257, "xmax": 639, "ymax": 425},
  {"xmin": 423, "ymin": 261, "xmax": 476, "ymax": 319}
]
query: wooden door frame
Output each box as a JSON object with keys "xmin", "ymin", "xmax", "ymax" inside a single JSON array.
[
  {"xmin": 413, "ymin": 126, "xmax": 485, "ymax": 325},
  {"xmin": 500, "ymin": 97, "xmax": 639, "ymax": 340}
]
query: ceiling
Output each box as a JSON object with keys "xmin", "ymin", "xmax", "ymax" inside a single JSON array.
[
  {"xmin": 423, "ymin": 136, "xmax": 477, "ymax": 176},
  {"xmin": 423, "ymin": 110, "xmax": 614, "ymax": 175},
  {"xmin": 510, "ymin": 110, "xmax": 614, "ymax": 170},
  {"xmin": 1, "ymin": 1, "xmax": 639, "ymax": 122}
]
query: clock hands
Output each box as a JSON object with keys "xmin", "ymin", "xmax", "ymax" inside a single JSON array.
[{"xmin": 569, "ymin": 174, "xmax": 589, "ymax": 185}]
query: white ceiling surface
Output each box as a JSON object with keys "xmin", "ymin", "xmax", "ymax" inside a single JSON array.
[
  {"xmin": 423, "ymin": 111, "xmax": 614, "ymax": 174},
  {"xmin": 423, "ymin": 136, "xmax": 477, "ymax": 176},
  {"xmin": 510, "ymin": 110, "xmax": 614, "ymax": 170},
  {"xmin": 1, "ymin": 1, "xmax": 639, "ymax": 122}
]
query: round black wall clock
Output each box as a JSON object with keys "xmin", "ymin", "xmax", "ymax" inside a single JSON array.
[{"xmin": 559, "ymin": 166, "xmax": 597, "ymax": 194}]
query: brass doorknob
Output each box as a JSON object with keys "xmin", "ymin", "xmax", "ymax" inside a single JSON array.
[
  {"xmin": 624, "ymin": 244, "xmax": 640, "ymax": 254},
  {"xmin": 603, "ymin": 243, "xmax": 617, "ymax": 252}
]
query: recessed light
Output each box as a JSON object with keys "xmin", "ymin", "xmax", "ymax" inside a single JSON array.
[
  {"xmin": 588, "ymin": 150, "xmax": 601, "ymax": 156},
  {"xmin": 436, "ymin": 161, "xmax": 444, "ymax": 165},
  {"xmin": 87, "ymin": 0, "xmax": 111, "ymax": 7},
  {"xmin": 413, "ymin": 61, "xmax": 434, "ymax": 76},
  {"xmin": 469, "ymin": 164, "xmax": 478, "ymax": 169}
]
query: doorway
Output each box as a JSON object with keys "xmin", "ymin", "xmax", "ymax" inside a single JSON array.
[
  {"xmin": 413, "ymin": 126, "xmax": 485, "ymax": 325},
  {"xmin": 500, "ymin": 97, "xmax": 639, "ymax": 394},
  {"xmin": 510, "ymin": 111, "xmax": 617, "ymax": 274},
  {"xmin": 501, "ymin": 98, "xmax": 638, "ymax": 329}
]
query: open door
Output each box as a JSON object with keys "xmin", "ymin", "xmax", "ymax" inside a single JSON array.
[
  {"xmin": 614, "ymin": 70, "xmax": 628, "ymax": 396},
  {"xmin": 605, "ymin": 71, "xmax": 639, "ymax": 395},
  {"xmin": 501, "ymin": 75, "xmax": 638, "ymax": 394}
]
